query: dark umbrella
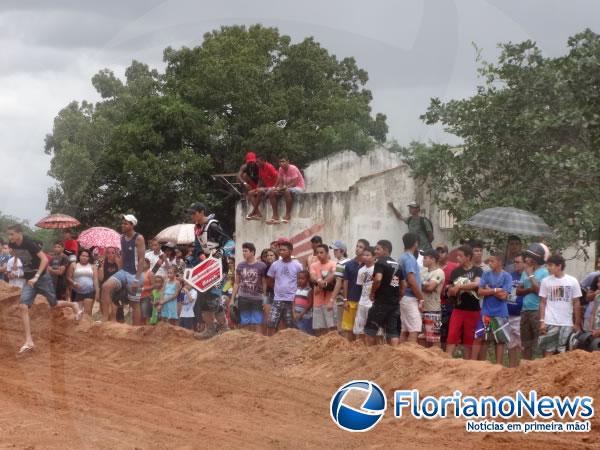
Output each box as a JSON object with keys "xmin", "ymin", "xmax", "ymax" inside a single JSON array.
[
  {"xmin": 463, "ymin": 207, "xmax": 553, "ymax": 237},
  {"xmin": 35, "ymin": 213, "xmax": 80, "ymax": 229}
]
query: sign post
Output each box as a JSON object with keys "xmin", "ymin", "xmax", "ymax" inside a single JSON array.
[{"xmin": 183, "ymin": 256, "xmax": 223, "ymax": 292}]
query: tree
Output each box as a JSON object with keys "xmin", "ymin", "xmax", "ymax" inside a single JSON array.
[
  {"xmin": 45, "ymin": 24, "xmax": 387, "ymax": 237},
  {"xmin": 403, "ymin": 29, "xmax": 600, "ymax": 252}
]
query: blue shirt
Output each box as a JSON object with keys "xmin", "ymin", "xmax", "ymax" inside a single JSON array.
[
  {"xmin": 507, "ymin": 271, "xmax": 524, "ymax": 316},
  {"xmin": 399, "ymin": 252, "xmax": 421, "ymax": 298},
  {"xmin": 520, "ymin": 267, "xmax": 550, "ymax": 311},
  {"xmin": 343, "ymin": 259, "xmax": 362, "ymax": 301},
  {"xmin": 479, "ymin": 270, "xmax": 512, "ymax": 318}
]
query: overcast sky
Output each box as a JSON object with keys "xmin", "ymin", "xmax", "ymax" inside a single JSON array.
[{"xmin": 1, "ymin": 0, "xmax": 599, "ymax": 224}]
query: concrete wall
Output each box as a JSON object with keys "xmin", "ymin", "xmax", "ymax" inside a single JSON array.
[
  {"xmin": 235, "ymin": 164, "xmax": 451, "ymax": 261},
  {"xmin": 303, "ymin": 146, "xmax": 404, "ymax": 193}
]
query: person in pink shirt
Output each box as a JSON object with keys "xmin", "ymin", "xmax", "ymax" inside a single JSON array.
[{"xmin": 266, "ymin": 157, "xmax": 305, "ymax": 224}]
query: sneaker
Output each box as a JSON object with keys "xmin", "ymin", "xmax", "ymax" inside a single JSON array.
[{"xmin": 194, "ymin": 327, "xmax": 217, "ymax": 340}]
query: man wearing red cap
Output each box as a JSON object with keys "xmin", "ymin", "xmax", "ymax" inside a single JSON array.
[{"xmin": 237, "ymin": 152, "xmax": 278, "ymax": 220}]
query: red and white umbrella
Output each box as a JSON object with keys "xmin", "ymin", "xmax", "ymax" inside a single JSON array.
[
  {"xmin": 78, "ymin": 227, "xmax": 121, "ymax": 250},
  {"xmin": 35, "ymin": 213, "xmax": 80, "ymax": 229}
]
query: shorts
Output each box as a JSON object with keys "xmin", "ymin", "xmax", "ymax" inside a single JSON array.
[
  {"xmin": 474, "ymin": 315, "xmax": 510, "ymax": 344},
  {"xmin": 196, "ymin": 291, "xmax": 221, "ymax": 313},
  {"xmin": 341, "ymin": 301, "xmax": 358, "ymax": 331},
  {"xmin": 295, "ymin": 316, "xmax": 314, "ymax": 335},
  {"xmin": 440, "ymin": 303, "xmax": 453, "ymax": 342},
  {"xmin": 353, "ymin": 303, "xmax": 372, "ymax": 335},
  {"xmin": 364, "ymin": 302, "xmax": 400, "ymax": 338},
  {"xmin": 20, "ymin": 272, "xmax": 57, "ymax": 307},
  {"xmin": 520, "ymin": 310, "xmax": 540, "ymax": 349},
  {"xmin": 267, "ymin": 300, "xmax": 294, "ymax": 329},
  {"xmin": 312, "ymin": 305, "xmax": 335, "ymax": 330},
  {"xmin": 400, "ymin": 296, "xmax": 422, "ymax": 332},
  {"xmin": 237, "ymin": 297, "xmax": 263, "ymax": 325},
  {"xmin": 423, "ymin": 311, "xmax": 442, "ymax": 343},
  {"xmin": 507, "ymin": 315, "xmax": 522, "ymax": 349},
  {"xmin": 538, "ymin": 324, "xmax": 573, "ymax": 353},
  {"xmin": 179, "ymin": 316, "xmax": 196, "ymax": 330},
  {"xmin": 447, "ymin": 309, "xmax": 480, "ymax": 346},
  {"xmin": 109, "ymin": 270, "xmax": 144, "ymax": 301},
  {"xmin": 141, "ymin": 297, "xmax": 153, "ymax": 318},
  {"xmin": 73, "ymin": 291, "xmax": 95, "ymax": 302}
]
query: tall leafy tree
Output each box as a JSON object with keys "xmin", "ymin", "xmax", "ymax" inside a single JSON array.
[
  {"xmin": 45, "ymin": 24, "xmax": 387, "ymax": 237},
  {"xmin": 403, "ymin": 29, "xmax": 600, "ymax": 252}
]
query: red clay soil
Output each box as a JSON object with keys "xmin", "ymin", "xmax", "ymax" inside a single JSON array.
[{"xmin": 0, "ymin": 282, "xmax": 598, "ymax": 449}]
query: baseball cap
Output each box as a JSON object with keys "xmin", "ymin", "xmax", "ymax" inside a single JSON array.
[
  {"xmin": 329, "ymin": 240, "xmax": 347, "ymax": 252},
  {"xmin": 525, "ymin": 243, "xmax": 546, "ymax": 264},
  {"xmin": 162, "ymin": 241, "xmax": 176, "ymax": 249},
  {"xmin": 407, "ymin": 201, "xmax": 420, "ymax": 208},
  {"xmin": 245, "ymin": 151, "xmax": 257, "ymax": 163},
  {"xmin": 122, "ymin": 214, "xmax": 138, "ymax": 226},
  {"xmin": 276, "ymin": 237, "xmax": 291, "ymax": 245},
  {"xmin": 186, "ymin": 202, "xmax": 207, "ymax": 214}
]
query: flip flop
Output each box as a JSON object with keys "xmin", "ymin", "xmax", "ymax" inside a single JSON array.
[
  {"xmin": 19, "ymin": 344, "xmax": 34, "ymax": 354},
  {"xmin": 281, "ymin": 218, "xmax": 290, "ymax": 224},
  {"xmin": 266, "ymin": 219, "xmax": 281, "ymax": 225}
]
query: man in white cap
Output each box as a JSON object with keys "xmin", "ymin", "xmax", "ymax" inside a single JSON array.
[
  {"xmin": 388, "ymin": 201, "xmax": 434, "ymax": 251},
  {"xmin": 100, "ymin": 214, "xmax": 146, "ymax": 324}
]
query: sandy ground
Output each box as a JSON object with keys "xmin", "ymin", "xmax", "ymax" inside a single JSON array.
[{"xmin": 0, "ymin": 282, "xmax": 598, "ymax": 449}]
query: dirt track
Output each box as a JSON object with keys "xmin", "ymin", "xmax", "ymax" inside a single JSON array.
[{"xmin": 0, "ymin": 283, "xmax": 598, "ymax": 449}]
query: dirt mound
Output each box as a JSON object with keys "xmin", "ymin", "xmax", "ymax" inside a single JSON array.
[{"xmin": 0, "ymin": 285, "xmax": 598, "ymax": 449}]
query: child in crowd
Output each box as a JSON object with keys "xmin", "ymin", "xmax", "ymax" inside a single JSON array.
[
  {"xmin": 474, "ymin": 253, "xmax": 512, "ymax": 364},
  {"xmin": 354, "ymin": 247, "xmax": 376, "ymax": 338},
  {"xmin": 538, "ymin": 254, "xmax": 582, "ymax": 356},
  {"xmin": 421, "ymin": 249, "xmax": 445, "ymax": 348},
  {"xmin": 6, "ymin": 249, "xmax": 25, "ymax": 288},
  {"xmin": 149, "ymin": 275, "xmax": 164, "ymax": 325},
  {"xmin": 179, "ymin": 284, "xmax": 198, "ymax": 330},
  {"xmin": 293, "ymin": 270, "xmax": 314, "ymax": 335},
  {"xmin": 139, "ymin": 258, "xmax": 154, "ymax": 325},
  {"xmin": 159, "ymin": 267, "xmax": 180, "ymax": 325}
]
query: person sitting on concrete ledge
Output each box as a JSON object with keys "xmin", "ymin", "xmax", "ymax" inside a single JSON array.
[
  {"xmin": 267, "ymin": 157, "xmax": 305, "ymax": 225},
  {"xmin": 238, "ymin": 152, "xmax": 279, "ymax": 221}
]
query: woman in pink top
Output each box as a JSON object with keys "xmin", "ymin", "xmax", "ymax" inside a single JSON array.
[{"xmin": 266, "ymin": 157, "xmax": 305, "ymax": 224}]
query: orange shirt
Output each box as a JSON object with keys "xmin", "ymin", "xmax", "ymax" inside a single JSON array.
[{"xmin": 309, "ymin": 260, "xmax": 337, "ymax": 307}]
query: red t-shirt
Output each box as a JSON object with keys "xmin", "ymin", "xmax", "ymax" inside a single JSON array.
[
  {"xmin": 64, "ymin": 239, "xmax": 79, "ymax": 254},
  {"xmin": 441, "ymin": 261, "xmax": 459, "ymax": 306},
  {"xmin": 259, "ymin": 162, "xmax": 278, "ymax": 188}
]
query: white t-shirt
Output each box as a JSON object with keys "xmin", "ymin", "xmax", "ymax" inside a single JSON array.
[
  {"xmin": 539, "ymin": 274, "xmax": 582, "ymax": 326},
  {"xmin": 7, "ymin": 256, "xmax": 25, "ymax": 288},
  {"xmin": 356, "ymin": 265, "xmax": 374, "ymax": 307},
  {"xmin": 421, "ymin": 267, "xmax": 445, "ymax": 312},
  {"xmin": 145, "ymin": 250, "xmax": 163, "ymax": 274},
  {"xmin": 180, "ymin": 289, "xmax": 198, "ymax": 318}
]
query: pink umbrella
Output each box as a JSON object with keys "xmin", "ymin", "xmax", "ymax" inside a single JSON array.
[{"xmin": 78, "ymin": 227, "xmax": 121, "ymax": 250}]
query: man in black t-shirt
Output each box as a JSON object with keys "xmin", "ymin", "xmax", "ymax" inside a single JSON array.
[
  {"xmin": 364, "ymin": 239, "xmax": 403, "ymax": 346},
  {"xmin": 7, "ymin": 224, "xmax": 83, "ymax": 353},
  {"xmin": 445, "ymin": 245, "xmax": 483, "ymax": 359},
  {"xmin": 47, "ymin": 241, "xmax": 70, "ymax": 300}
]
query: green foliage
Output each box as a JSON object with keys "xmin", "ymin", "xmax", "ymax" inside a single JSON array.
[
  {"xmin": 45, "ymin": 24, "xmax": 387, "ymax": 237},
  {"xmin": 403, "ymin": 29, "xmax": 600, "ymax": 252}
]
